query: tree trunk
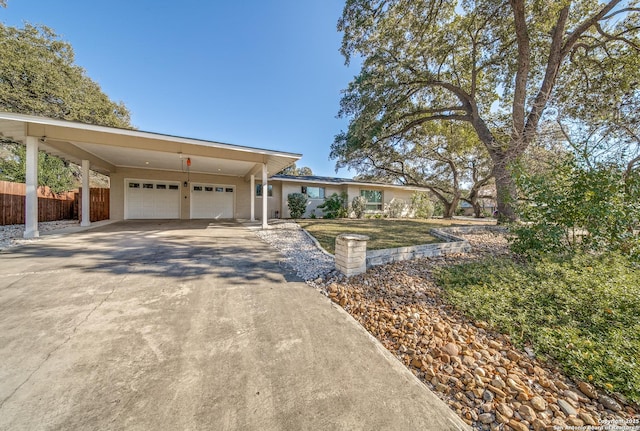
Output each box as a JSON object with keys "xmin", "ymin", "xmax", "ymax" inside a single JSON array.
[
  {"xmin": 442, "ymin": 194, "xmax": 460, "ymax": 219},
  {"xmin": 492, "ymin": 156, "xmax": 518, "ymax": 222},
  {"xmin": 472, "ymin": 200, "xmax": 483, "ymax": 218}
]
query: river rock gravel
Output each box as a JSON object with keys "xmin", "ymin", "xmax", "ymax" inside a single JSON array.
[{"xmin": 254, "ymin": 222, "xmax": 638, "ymax": 431}]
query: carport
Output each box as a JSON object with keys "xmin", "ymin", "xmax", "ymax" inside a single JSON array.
[{"xmin": 0, "ymin": 111, "xmax": 300, "ymax": 237}]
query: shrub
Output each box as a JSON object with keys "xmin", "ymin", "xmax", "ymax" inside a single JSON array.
[
  {"xmin": 387, "ymin": 198, "xmax": 407, "ymax": 218},
  {"xmin": 432, "ymin": 201, "xmax": 444, "ymax": 217},
  {"xmin": 435, "ymin": 252, "xmax": 640, "ymax": 404},
  {"xmin": 317, "ymin": 192, "xmax": 348, "ymax": 219},
  {"xmin": 287, "ymin": 193, "xmax": 308, "ymax": 219},
  {"xmin": 411, "ymin": 192, "xmax": 434, "ymax": 219},
  {"xmin": 513, "ymin": 159, "xmax": 640, "ymax": 261},
  {"xmin": 352, "ymin": 195, "xmax": 367, "ymax": 219}
]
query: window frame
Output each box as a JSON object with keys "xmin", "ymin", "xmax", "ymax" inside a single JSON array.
[
  {"xmin": 360, "ymin": 189, "xmax": 383, "ymax": 212},
  {"xmin": 301, "ymin": 186, "xmax": 325, "ymax": 200},
  {"xmin": 256, "ymin": 183, "xmax": 273, "ymax": 197}
]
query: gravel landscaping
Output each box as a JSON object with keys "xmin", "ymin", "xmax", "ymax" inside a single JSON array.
[
  {"xmin": 0, "ymin": 220, "xmax": 79, "ymax": 251},
  {"xmin": 256, "ymin": 223, "xmax": 639, "ymax": 430},
  {"xmin": 253, "ymin": 221, "xmax": 335, "ymax": 282}
]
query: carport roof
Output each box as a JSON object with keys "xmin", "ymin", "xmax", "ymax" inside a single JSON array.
[{"xmin": 0, "ymin": 111, "xmax": 301, "ymax": 177}]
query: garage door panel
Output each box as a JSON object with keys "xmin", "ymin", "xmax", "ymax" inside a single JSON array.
[
  {"xmin": 126, "ymin": 180, "xmax": 180, "ymax": 219},
  {"xmin": 191, "ymin": 184, "xmax": 234, "ymax": 219}
]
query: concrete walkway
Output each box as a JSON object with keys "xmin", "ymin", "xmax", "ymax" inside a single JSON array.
[{"xmin": 0, "ymin": 220, "xmax": 468, "ymax": 430}]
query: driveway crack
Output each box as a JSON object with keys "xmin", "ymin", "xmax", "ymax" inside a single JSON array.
[{"xmin": 0, "ymin": 283, "xmax": 119, "ymax": 411}]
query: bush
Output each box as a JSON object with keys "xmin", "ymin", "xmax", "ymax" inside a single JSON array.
[
  {"xmin": 287, "ymin": 193, "xmax": 308, "ymax": 219},
  {"xmin": 432, "ymin": 201, "xmax": 444, "ymax": 217},
  {"xmin": 387, "ymin": 198, "xmax": 407, "ymax": 218},
  {"xmin": 435, "ymin": 252, "xmax": 640, "ymax": 404},
  {"xmin": 513, "ymin": 159, "xmax": 640, "ymax": 261},
  {"xmin": 352, "ymin": 195, "xmax": 367, "ymax": 219},
  {"xmin": 317, "ymin": 192, "xmax": 348, "ymax": 219},
  {"xmin": 411, "ymin": 192, "xmax": 434, "ymax": 219}
]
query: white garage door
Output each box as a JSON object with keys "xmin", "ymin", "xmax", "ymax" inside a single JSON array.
[
  {"xmin": 126, "ymin": 180, "xmax": 181, "ymax": 219},
  {"xmin": 190, "ymin": 184, "xmax": 235, "ymax": 219}
]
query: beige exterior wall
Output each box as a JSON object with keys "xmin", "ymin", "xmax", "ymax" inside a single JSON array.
[
  {"xmin": 253, "ymin": 180, "xmax": 282, "ymax": 219},
  {"xmin": 110, "ymin": 171, "xmax": 423, "ymax": 221},
  {"xmin": 274, "ymin": 181, "xmax": 420, "ymax": 219},
  {"xmin": 110, "ymin": 168, "xmax": 253, "ymax": 220},
  {"xmin": 279, "ymin": 182, "xmax": 345, "ymax": 218}
]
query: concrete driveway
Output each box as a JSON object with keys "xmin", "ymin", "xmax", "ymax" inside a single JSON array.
[{"xmin": 0, "ymin": 220, "xmax": 468, "ymax": 431}]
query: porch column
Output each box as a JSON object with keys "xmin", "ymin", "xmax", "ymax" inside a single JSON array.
[
  {"xmin": 23, "ymin": 136, "xmax": 39, "ymax": 238},
  {"xmin": 250, "ymin": 174, "xmax": 255, "ymax": 221},
  {"xmin": 81, "ymin": 159, "xmax": 90, "ymax": 227},
  {"xmin": 261, "ymin": 163, "xmax": 268, "ymax": 229}
]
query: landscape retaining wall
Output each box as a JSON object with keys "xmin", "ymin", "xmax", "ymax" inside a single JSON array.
[{"xmin": 364, "ymin": 226, "xmax": 506, "ymax": 268}]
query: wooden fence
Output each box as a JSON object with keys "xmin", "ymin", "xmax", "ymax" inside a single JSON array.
[
  {"xmin": 74, "ymin": 188, "xmax": 110, "ymax": 222},
  {"xmin": 0, "ymin": 180, "xmax": 109, "ymax": 226}
]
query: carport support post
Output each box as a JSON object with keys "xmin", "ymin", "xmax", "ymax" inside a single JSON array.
[
  {"xmin": 250, "ymin": 174, "xmax": 255, "ymax": 221},
  {"xmin": 81, "ymin": 159, "xmax": 90, "ymax": 227},
  {"xmin": 23, "ymin": 136, "xmax": 39, "ymax": 239},
  {"xmin": 261, "ymin": 163, "xmax": 268, "ymax": 229}
]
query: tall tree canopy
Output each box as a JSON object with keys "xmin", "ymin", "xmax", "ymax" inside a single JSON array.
[
  {"xmin": 278, "ymin": 162, "xmax": 314, "ymax": 176},
  {"xmin": 336, "ymin": 0, "xmax": 640, "ymax": 221},
  {"xmin": 333, "ymin": 120, "xmax": 493, "ymax": 217},
  {"xmin": 0, "ymin": 23, "xmax": 132, "ymax": 191},
  {"xmin": 0, "ymin": 23, "xmax": 131, "ymax": 127}
]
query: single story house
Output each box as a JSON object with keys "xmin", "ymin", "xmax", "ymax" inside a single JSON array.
[
  {"xmin": 266, "ymin": 175, "xmax": 427, "ymax": 219},
  {"xmin": 0, "ymin": 112, "xmax": 429, "ymax": 236}
]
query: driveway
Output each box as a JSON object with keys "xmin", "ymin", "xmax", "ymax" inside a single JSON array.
[{"xmin": 0, "ymin": 220, "xmax": 468, "ymax": 430}]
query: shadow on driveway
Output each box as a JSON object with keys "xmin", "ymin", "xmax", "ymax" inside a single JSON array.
[
  {"xmin": 1, "ymin": 220, "xmax": 300, "ymax": 284},
  {"xmin": 0, "ymin": 219, "xmax": 468, "ymax": 431}
]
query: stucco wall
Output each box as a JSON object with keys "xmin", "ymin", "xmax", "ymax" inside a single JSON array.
[
  {"xmin": 346, "ymin": 185, "xmax": 416, "ymax": 217},
  {"xmin": 279, "ymin": 182, "xmax": 345, "ymax": 218},
  {"xmin": 110, "ymin": 168, "xmax": 253, "ymax": 220},
  {"xmin": 253, "ymin": 180, "xmax": 282, "ymax": 219},
  {"xmin": 110, "ymin": 170, "xmax": 424, "ymax": 221}
]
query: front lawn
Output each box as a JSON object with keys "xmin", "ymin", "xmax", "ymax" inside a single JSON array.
[
  {"xmin": 297, "ymin": 218, "xmax": 492, "ymax": 254},
  {"xmin": 435, "ymin": 252, "xmax": 640, "ymax": 404}
]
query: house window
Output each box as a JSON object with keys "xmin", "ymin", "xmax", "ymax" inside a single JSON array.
[
  {"xmin": 360, "ymin": 189, "xmax": 383, "ymax": 211},
  {"xmin": 301, "ymin": 186, "xmax": 325, "ymax": 199},
  {"xmin": 256, "ymin": 183, "xmax": 273, "ymax": 197}
]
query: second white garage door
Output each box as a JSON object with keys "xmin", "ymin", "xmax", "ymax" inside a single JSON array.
[{"xmin": 190, "ymin": 184, "xmax": 235, "ymax": 219}]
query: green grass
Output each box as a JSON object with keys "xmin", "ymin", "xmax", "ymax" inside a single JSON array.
[
  {"xmin": 297, "ymin": 218, "xmax": 492, "ymax": 254},
  {"xmin": 435, "ymin": 253, "xmax": 640, "ymax": 404}
]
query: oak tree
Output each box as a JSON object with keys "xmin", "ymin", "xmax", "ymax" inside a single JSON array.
[
  {"xmin": 0, "ymin": 23, "xmax": 132, "ymax": 192},
  {"xmin": 337, "ymin": 0, "xmax": 640, "ymax": 221},
  {"xmin": 333, "ymin": 120, "xmax": 493, "ymax": 218}
]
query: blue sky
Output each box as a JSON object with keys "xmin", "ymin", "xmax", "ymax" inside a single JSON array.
[{"xmin": 1, "ymin": 0, "xmax": 359, "ymax": 176}]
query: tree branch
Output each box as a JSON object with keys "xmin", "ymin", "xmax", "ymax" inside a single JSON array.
[{"xmin": 510, "ymin": 0, "xmax": 531, "ymax": 141}]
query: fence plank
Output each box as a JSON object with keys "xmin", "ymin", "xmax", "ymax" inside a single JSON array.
[
  {"xmin": 77, "ymin": 187, "xmax": 110, "ymax": 223},
  {"xmin": 0, "ymin": 180, "xmax": 108, "ymax": 226}
]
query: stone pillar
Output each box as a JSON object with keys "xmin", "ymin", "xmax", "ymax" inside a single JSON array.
[
  {"xmin": 24, "ymin": 136, "xmax": 39, "ymax": 239},
  {"xmin": 335, "ymin": 234, "xmax": 369, "ymax": 277},
  {"xmin": 81, "ymin": 159, "xmax": 91, "ymax": 227}
]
